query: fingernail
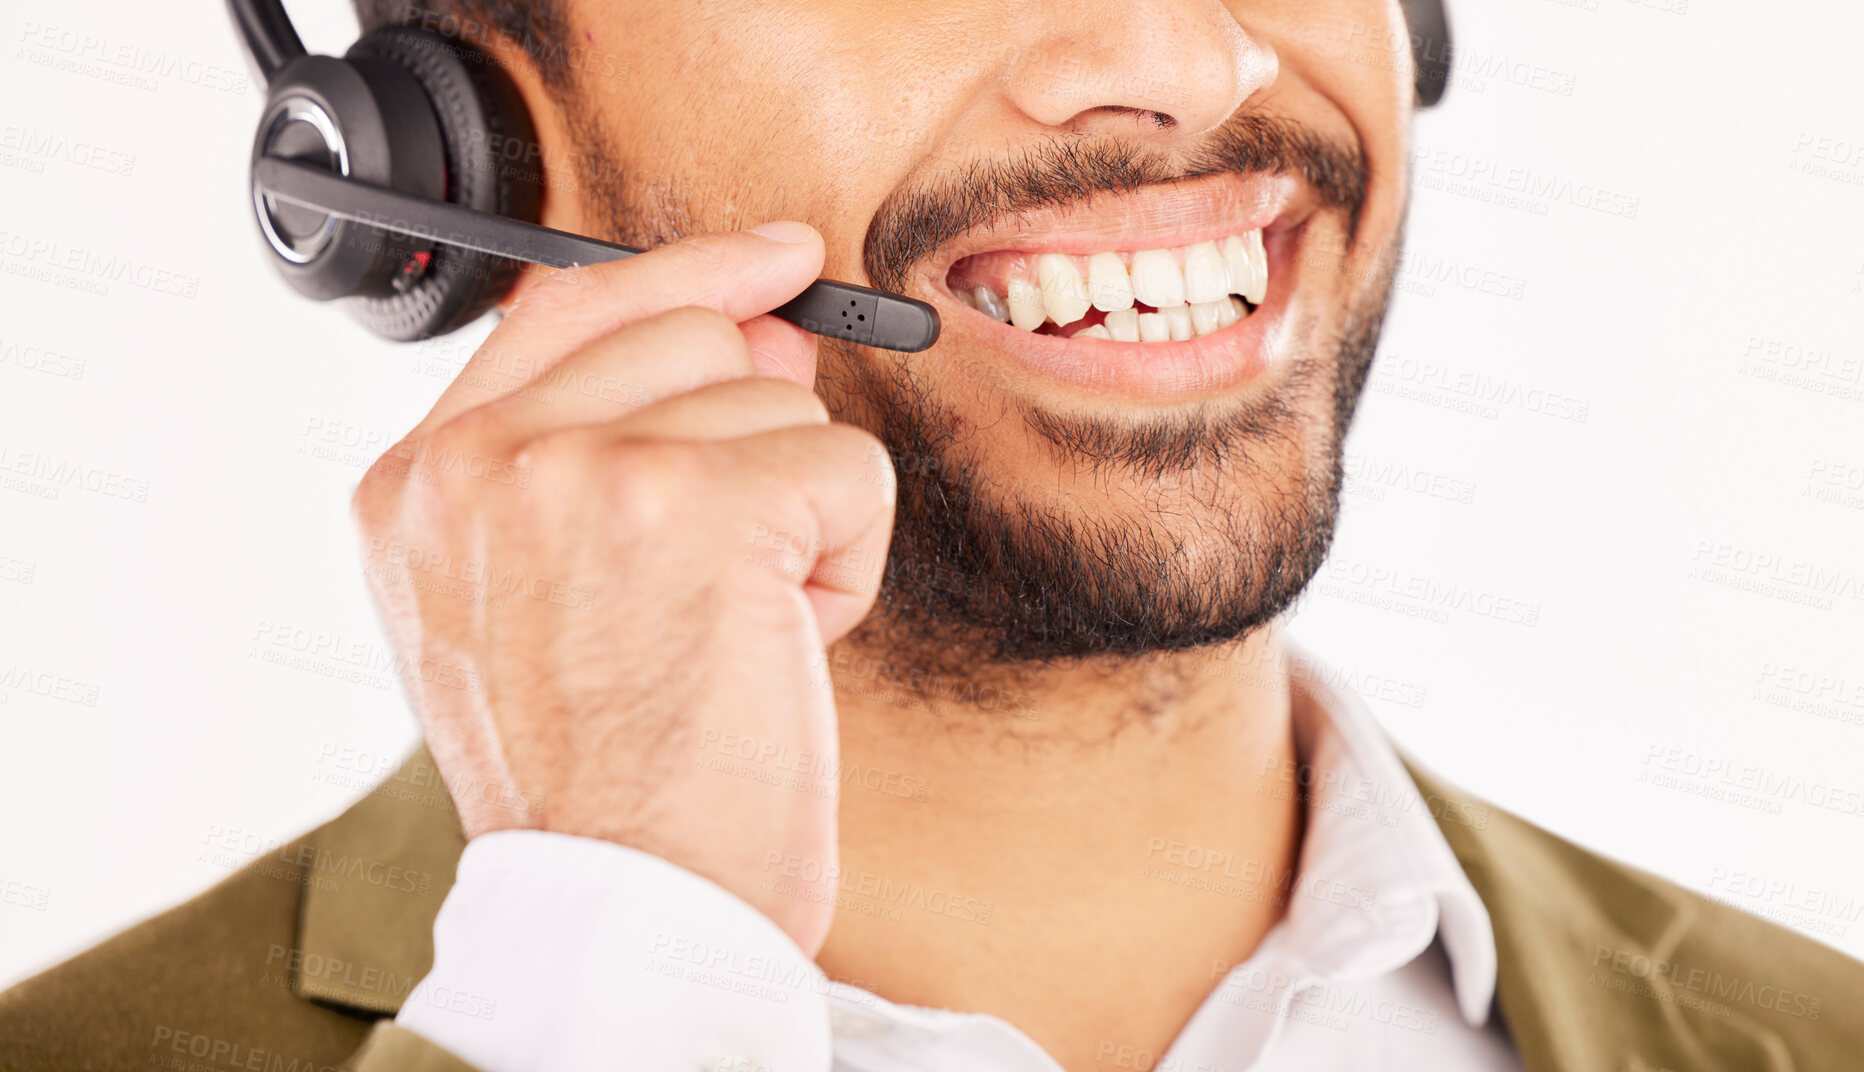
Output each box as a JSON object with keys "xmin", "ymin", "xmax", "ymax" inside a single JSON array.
[{"xmin": 749, "ymin": 220, "xmax": 817, "ymax": 244}]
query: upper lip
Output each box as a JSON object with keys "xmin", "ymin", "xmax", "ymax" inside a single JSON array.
[{"xmin": 918, "ymin": 171, "xmax": 1319, "ymax": 297}]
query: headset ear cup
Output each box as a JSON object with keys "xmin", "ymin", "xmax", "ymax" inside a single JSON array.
[
  {"xmin": 250, "ymin": 54, "xmax": 446, "ymax": 303},
  {"xmin": 1399, "ymin": 0, "xmax": 1454, "ymax": 108},
  {"xmin": 344, "ymin": 26, "xmax": 545, "ymax": 340}
]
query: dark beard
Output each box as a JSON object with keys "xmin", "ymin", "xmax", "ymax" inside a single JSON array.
[
  {"xmin": 828, "ymin": 120, "xmax": 1389, "ymax": 673},
  {"xmin": 561, "ymin": 103, "xmax": 1393, "ymax": 676},
  {"xmin": 823, "ymin": 283, "xmax": 1390, "ymax": 674}
]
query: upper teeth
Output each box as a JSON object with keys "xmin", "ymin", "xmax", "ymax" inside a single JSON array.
[{"xmin": 955, "ymin": 229, "xmax": 1268, "ymax": 341}]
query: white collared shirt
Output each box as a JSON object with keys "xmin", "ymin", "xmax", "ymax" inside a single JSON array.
[{"xmin": 399, "ymin": 650, "xmax": 1523, "ymax": 1071}]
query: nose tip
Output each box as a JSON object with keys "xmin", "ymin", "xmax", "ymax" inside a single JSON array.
[{"xmin": 1002, "ymin": 1, "xmax": 1277, "ymax": 139}]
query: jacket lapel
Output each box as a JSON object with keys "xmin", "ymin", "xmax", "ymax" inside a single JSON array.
[
  {"xmin": 1404, "ymin": 758, "xmax": 1794, "ymax": 1072},
  {"xmin": 293, "ymin": 748, "xmax": 463, "ymax": 1016},
  {"xmin": 294, "ymin": 746, "xmax": 1798, "ymax": 1072}
]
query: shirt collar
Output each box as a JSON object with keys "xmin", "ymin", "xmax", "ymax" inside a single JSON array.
[
  {"xmin": 1278, "ymin": 639, "xmax": 1499, "ymax": 1027},
  {"xmin": 284, "ymin": 644, "xmax": 1500, "ymax": 1033},
  {"xmin": 823, "ymin": 639, "xmax": 1504, "ymax": 1048}
]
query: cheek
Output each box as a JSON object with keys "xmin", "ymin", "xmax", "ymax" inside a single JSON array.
[
  {"xmin": 1242, "ymin": 4, "xmax": 1412, "ymax": 173},
  {"xmin": 1250, "ymin": 4, "xmax": 1413, "ymax": 278},
  {"xmin": 577, "ymin": 1, "xmax": 979, "ymax": 272},
  {"xmin": 570, "ymin": 8, "xmax": 848, "ymax": 217}
]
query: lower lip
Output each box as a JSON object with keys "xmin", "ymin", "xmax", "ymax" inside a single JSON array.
[{"xmin": 936, "ymin": 225, "xmax": 1306, "ymax": 402}]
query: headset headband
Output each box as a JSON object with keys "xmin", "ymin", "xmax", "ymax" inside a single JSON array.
[{"xmin": 229, "ymin": 0, "xmax": 305, "ymax": 86}]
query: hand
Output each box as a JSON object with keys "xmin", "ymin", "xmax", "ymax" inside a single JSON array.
[{"xmin": 351, "ymin": 223, "xmax": 895, "ymax": 955}]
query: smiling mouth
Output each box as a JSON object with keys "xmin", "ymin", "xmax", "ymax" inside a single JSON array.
[
  {"xmin": 910, "ymin": 172, "xmax": 1320, "ymax": 397},
  {"xmin": 946, "ymin": 228, "xmax": 1268, "ymax": 342}
]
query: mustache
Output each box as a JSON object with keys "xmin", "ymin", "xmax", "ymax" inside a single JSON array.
[{"xmin": 862, "ymin": 113, "xmax": 1368, "ymax": 294}]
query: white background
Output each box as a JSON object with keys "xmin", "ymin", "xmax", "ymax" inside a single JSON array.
[{"xmin": 3, "ymin": 0, "xmax": 1862, "ymax": 990}]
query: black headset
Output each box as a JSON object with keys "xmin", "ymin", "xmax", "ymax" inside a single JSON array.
[
  {"xmin": 1400, "ymin": 0, "xmax": 1454, "ymax": 109},
  {"xmin": 227, "ymin": 0, "xmax": 1449, "ymax": 346},
  {"xmin": 230, "ymin": 0, "xmax": 543, "ymax": 340}
]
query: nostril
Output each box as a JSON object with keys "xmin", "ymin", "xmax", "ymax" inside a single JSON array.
[
  {"xmin": 1133, "ymin": 108, "xmax": 1176, "ymax": 131},
  {"xmin": 1084, "ymin": 105, "xmax": 1176, "ymax": 131}
]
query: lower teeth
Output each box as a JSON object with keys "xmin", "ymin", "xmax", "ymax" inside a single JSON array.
[
  {"xmin": 1060, "ymin": 296, "xmax": 1252, "ymax": 342},
  {"xmin": 954, "ymin": 287, "xmax": 1257, "ymax": 342}
]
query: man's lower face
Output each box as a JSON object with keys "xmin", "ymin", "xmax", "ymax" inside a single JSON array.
[
  {"xmin": 819, "ymin": 118, "xmax": 1395, "ymax": 671},
  {"xmin": 566, "ymin": 80, "xmax": 1398, "ymax": 674},
  {"xmin": 830, "ymin": 217, "xmax": 1392, "ymax": 671}
]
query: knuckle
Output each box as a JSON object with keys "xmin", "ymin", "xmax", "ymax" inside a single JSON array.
[
  {"xmin": 354, "ymin": 438, "xmax": 417, "ymax": 524},
  {"xmin": 513, "ymin": 423, "xmax": 603, "ymax": 477},
  {"xmin": 410, "ymin": 415, "xmax": 495, "ymax": 493},
  {"xmin": 828, "ymin": 424, "xmax": 896, "ymax": 499},
  {"xmin": 350, "ymin": 468, "xmax": 390, "ymax": 533},
  {"xmin": 824, "ymin": 421, "xmax": 890, "ymax": 463},
  {"xmin": 508, "ymin": 264, "xmax": 598, "ymax": 315},
  {"xmin": 677, "ymin": 232, "xmax": 735, "ymax": 278},
  {"xmin": 739, "ymin": 376, "xmax": 830, "ymax": 423},
  {"xmin": 656, "ymin": 305, "xmax": 750, "ymax": 365},
  {"xmin": 435, "ymin": 403, "xmax": 504, "ymax": 449},
  {"xmin": 604, "ymin": 440, "xmax": 706, "ymax": 532}
]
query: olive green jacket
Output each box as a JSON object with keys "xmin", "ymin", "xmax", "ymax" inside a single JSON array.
[{"xmin": 3, "ymin": 749, "xmax": 1858, "ymax": 1071}]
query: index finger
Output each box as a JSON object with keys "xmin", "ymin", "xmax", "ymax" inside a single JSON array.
[{"xmin": 421, "ymin": 222, "xmax": 825, "ymax": 429}]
